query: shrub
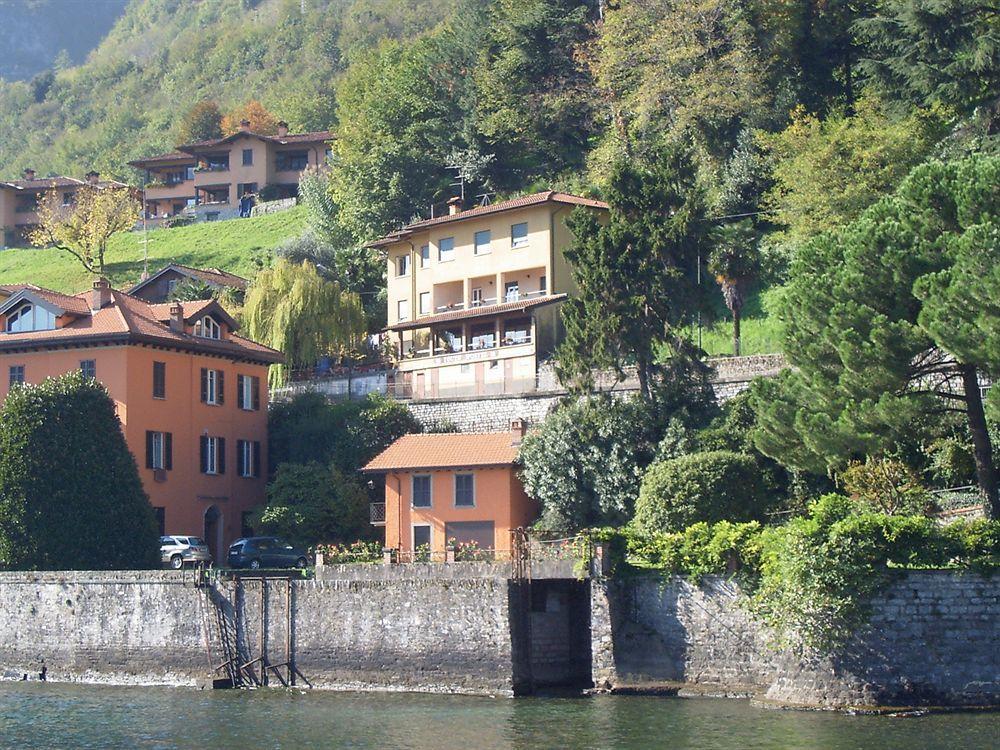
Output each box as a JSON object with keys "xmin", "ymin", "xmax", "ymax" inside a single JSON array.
[
  {"xmin": 0, "ymin": 373, "xmax": 159, "ymax": 570},
  {"xmin": 518, "ymin": 396, "xmax": 657, "ymax": 533},
  {"xmin": 840, "ymin": 457, "xmax": 930, "ymax": 515},
  {"xmin": 254, "ymin": 462, "xmax": 370, "ymax": 546},
  {"xmin": 633, "ymin": 450, "xmax": 770, "ymax": 534}
]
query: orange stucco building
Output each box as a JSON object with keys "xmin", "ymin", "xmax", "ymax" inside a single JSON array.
[
  {"xmin": 0, "ymin": 279, "xmax": 282, "ymax": 561},
  {"xmin": 363, "ymin": 421, "xmax": 538, "ymax": 556}
]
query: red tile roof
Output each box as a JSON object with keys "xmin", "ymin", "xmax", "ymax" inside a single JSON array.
[
  {"xmin": 128, "ymin": 151, "xmax": 196, "ymax": 168},
  {"xmin": 368, "ymin": 191, "xmax": 608, "ymax": 247},
  {"xmin": 0, "ymin": 285, "xmax": 282, "ymax": 364},
  {"xmin": 1, "ymin": 177, "xmax": 85, "ymax": 190},
  {"xmin": 388, "ymin": 293, "xmax": 567, "ymax": 332},
  {"xmin": 177, "ymin": 129, "xmax": 334, "ymax": 152},
  {"xmin": 362, "ymin": 432, "xmax": 521, "ymax": 472}
]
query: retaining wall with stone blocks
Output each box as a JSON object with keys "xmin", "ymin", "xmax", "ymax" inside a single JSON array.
[{"xmin": 590, "ymin": 571, "xmax": 999, "ymax": 709}]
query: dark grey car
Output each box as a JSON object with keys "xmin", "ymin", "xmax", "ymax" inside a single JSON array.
[{"xmin": 227, "ymin": 537, "xmax": 308, "ymax": 569}]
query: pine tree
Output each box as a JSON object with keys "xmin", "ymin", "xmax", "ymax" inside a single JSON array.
[
  {"xmin": 752, "ymin": 155, "xmax": 1000, "ymax": 518},
  {"xmin": 556, "ymin": 145, "xmax": 710, "ymax": 399}
]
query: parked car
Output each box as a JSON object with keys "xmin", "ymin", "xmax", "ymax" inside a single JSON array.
[
  {"xmin": 227, "ymin": 537, "xmax": 308, "ymax": 570},
  {"xmin": 160, "ymin": 536, "xmax": 212, "ymax": 569}
]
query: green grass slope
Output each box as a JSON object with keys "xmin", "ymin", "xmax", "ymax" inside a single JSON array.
[
  {"xmin": 0, "ymin": 206, "xmax": 306, "ymax": 293},
  {"xmin": 697, "ymin": 285, "xmax": 785, "ymax": 357}
]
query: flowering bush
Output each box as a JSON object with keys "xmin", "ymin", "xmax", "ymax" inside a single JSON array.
[
  {"xmin": 312, "ymin": 540, "xmax": 382, "ymax": 564},
  {"xmin": 450, "ymin": 538, "xmax": 494, "ymax": 562}
]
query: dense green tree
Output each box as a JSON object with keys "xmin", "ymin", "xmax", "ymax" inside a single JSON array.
[
  {"xmin": 268, "ymin": 391, "xmax": 420, "ymax": 476},
  {"xmin": 857, "ymin": 0, "xmax": 1000, "ymax": 130},
  {"xmin": 518, "ymin": 396, "xmax": 662, "ymax": 533},
  {"xmin": 475, "ymin": 0, "xmax": 597, "ymax": 179},
  {"xmin": 176, "ymin": 100, "xmax": 223, "ymax": 144},
  {"xmin": 0, "ymin": 373, "xmax": 159, "ymax": 570},
  {"xmin": 254, "ymin": 462, "xmax": 370, "ymax": 546},
  {"xmin": 244, "ymin": 259, "xmax": 365, "ymax": 387},
  {"xmin": 752, "ymin": 156, "xmax": 1000, "ymax": 518},
  {"xmin": 633, "ymin": 450, "xmax": 771, "ymax": 534},
  {"xmin": 708, "ymin": 220, "xmax": 761, "ymax": 356},
  {"xmin": 760, "ymin": 93, "xmax": 946, "ymax": 248},
  {"xmin": 556, "ymin": 147, "xmax": 710, "ymax": 399}
]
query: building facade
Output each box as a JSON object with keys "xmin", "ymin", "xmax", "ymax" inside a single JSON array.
[
  {"xmin": 0, "ymin": 280, "xmax": 282, "ymax": 561},
  {"xmin": 0, "ymin": 169, "xmax": 126, "ymax": 249},
  {"xmin": 129, "ymin": 121, "xmax": 332, "ymax": 223},
  {"xmin": 369, "ymin": 191, "xmax": 608, "ymax": 399},
  {"xmin": 363, "ymin": 422, "xmax": 538, "ymax": 557}
]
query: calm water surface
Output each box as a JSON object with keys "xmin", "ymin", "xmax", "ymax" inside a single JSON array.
[{"xmin": 0, "ymin": 681, "xmax": 997, "ymax": 749}]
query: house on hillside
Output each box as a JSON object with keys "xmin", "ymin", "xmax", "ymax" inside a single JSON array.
[
  {"xmin": 367, "ymin": 191, "xmax": 608, "ymax": 400},
  {"xmin": 0, "ymin": 169, "xmax": 128, "ymax": 249},
  {"xmin": 362, "ymin": 420, "xmax": 538, "ymax": 558},
  {"xmin": 128, "ymin": 263, "xmax": 248, "ymax": 303},
  {"xmin": 129, "ymin": 120, "xmax": 332, "ymax": 223},
  {"xmin": 0, "ymin": 279, "xmax": 282, "ymax": 561}
]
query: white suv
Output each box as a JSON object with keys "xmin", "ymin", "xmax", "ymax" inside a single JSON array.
[{"xmin": 160, "ymin": 536, "xmax": 212, "ymax": 569}]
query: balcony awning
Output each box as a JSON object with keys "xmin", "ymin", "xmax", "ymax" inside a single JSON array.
[{"xmin": 386, "ymin": 293, "xmax": 567, "ymax": 333}]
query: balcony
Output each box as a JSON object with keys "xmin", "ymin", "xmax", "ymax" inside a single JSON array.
[{"xmin": 370, "ymin": 501, "xmax": 386, "ymax": 526}]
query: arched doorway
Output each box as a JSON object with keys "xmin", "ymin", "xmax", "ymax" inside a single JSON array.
[{"xmin": 204, "ymin": 506, "xmax": 223, "ymax": 565}]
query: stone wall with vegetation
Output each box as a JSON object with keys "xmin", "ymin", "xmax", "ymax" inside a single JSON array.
[{"xmin": 591, "ymin": 571, "xmax": 999, "ymax": 709}]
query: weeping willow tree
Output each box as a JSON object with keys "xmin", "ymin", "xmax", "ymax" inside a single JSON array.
[{"xmin": 244, "ymin": 259, "xmax": 365, "ymax": 387}]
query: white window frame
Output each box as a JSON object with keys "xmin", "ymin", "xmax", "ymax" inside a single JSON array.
[
  {"xmin": 454, "ymin": 473, "xmax": 475, "ymax": 508},
  {"xmin": 412, "ymin": 474, "xmax": 432, "ymax": 508},
  {"xmin": 418, "ymin": 292, "xmax": 431, "ymax": 315},
  {"xmin": 397, "ymin": 299, "xmax": 410, "ymax": 322},
  {"xmin": 239, "ymin": 440, "xmax": 254, "ymax": 478},
  {"xmin": 205, "ymin": 369, "xmax": 220, "ymax": 405},
  {"xmin": 80, "ymin": 359, "xmax": 96, "ymax": 379},
  {"xmin": 511, "ymin": 222, "xmax": 528, "ymax": 249},
  {"xmin": 5, "ymin": 302, "xmax": 56, "ymax": 333},
  {"xmin": 151, "ymin": 431, "xmax": 166, "ymax": 470},
  {"xmin": 396, "ymin": 254, "xmax": 410, "ymax": 277},
  {"xmin": 240, "ymin": 375, "xmax": 255, "ymax": 410},
  {"xmin": 471, "ymin": 288, "xmax": 484, "ymax": 307},
  {"xmin": 197, "ymin": 315, "xmax": 221, "ymax": 339},
  {"xmin": 8, "ymin": 365, "xmax": 24, "ymax": 385},
  {"xmin": 505, "ymin": 281, "xmax": 520, "ymax": 302},
  {"xmin": 474, "ymin": 230, "xmax": 491, "ymax": 255},
  {"xmin": 204, "ymin": 436, "xmax": 219, "ymax": 475},
  {"xmin": 438, "ymin": 236, "xmax": 455, "ymax": 262},
  {"xmin": 419, "ymin": 244, "xmax": 430, "ymax": 268}
]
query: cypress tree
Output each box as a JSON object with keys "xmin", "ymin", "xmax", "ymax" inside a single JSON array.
[{"xmin": 0, "ymin": 372, "xmax": 159, "ymax": 570}]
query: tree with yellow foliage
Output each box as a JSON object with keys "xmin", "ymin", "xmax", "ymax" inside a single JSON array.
[
  {"xmin": 222, "ymin": 100, "xmax": 280, "ymax": 136},
  {"xmin": 29, "ymin": 186, "xmax": 140, "ymax": 277}
]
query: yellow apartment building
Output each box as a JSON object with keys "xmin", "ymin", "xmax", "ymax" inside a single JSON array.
[
  {"xmin": 368, "ymin": 191, "xmax": 608, "ymax": 399},
  {"xmin": 129, "ymin": 120, "xmax": 332, "ymax": 223}
]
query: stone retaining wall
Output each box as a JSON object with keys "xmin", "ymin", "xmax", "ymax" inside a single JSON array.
[{"xmin": 591, "ymin": 571, "xmax": 998, "ymax": 709}]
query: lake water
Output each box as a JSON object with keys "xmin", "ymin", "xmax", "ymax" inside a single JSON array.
[{"xmin": 0, "ymin": 682, "xmax": 997, "ymax": 749}]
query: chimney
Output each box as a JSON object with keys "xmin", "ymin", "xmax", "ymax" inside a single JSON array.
[
  {"xmin": 239, "ymin": 119, "xmax": 251, "ymax": 132},
  {"xmin": 447, "ymin": 196, "xmax": 463, "ymax": 216},
  {"xmin": 85, "ymin": 170, "xmax": 100, "ymax": 185},
  {"xmin": 169, "ymin": 303, "xmax": 184, "ymax": 332},
  {"xmin": 91, "ymin": 278, "xmax": 111, "ymax": 312},
  {"xmin": 22, "ymin": 168, "xmax": 35, "ymax": 180},
  {"xmin": 510, "ymin": 418, "xmax": 527, "ymax": 446},
  {"xmin": 277, "ymin": 120, "xmax": 289, "ymax": 138}
]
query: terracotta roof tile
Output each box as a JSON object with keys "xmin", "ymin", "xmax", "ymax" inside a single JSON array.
[
  {"xmin": 388, "ymin": 293, "xmax": 567, "ymax": 332},
  {"xmin": 128, "ymin": 151, "xmax": 196, "ymax": 167},
  {"xmin": 362, "ymin": 432, "xmax": 521, "ymax": 472},
  {"xmin": 368, "ymin": 191, "xmax": 608, "ymax": 247},
  {"xmin": 178, "ymin": 129, "xmax": 334, "ymax": 152}
]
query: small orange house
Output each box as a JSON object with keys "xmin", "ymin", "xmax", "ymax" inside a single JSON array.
[
  {"xmin": 362, "ymin": 421, "xmax": 538, "ymax": 556},
  {"xmin": 0, "ymin": 279, "xmax": 282, "ymax": 561}
]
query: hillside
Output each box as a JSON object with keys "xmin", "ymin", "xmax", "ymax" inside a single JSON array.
[
  {"xmin": 0, "ymin": 0, "xmax": 127, "ymax": 82},
  {"xmin": 0, "ymin": 206, "xmax": 306, "ymax": 293}
]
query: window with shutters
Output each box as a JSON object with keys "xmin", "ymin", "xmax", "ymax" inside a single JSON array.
[
  {"xmin": 201, "ymin": 435, "xmax": 225, "ymax": 475},
  {"xmin": 80, "ymin": 359, "xmax": 96, "ymax": 379},
  {"xmin": 201, "ymin": 368, "xmax": 224, "ymax": 405},
  {"xmin": 153, "ymin": 361, "xmax": 166, "ymax": 399},
  {"xmin": 9, "ymin": 365, "xmax": 25, "ymax": 386},
  {"xmin": 454, "ymin": 473, "xmax": 475, "ymax": 507},
  {"xmin": 238, "ymin": 374, "xmax": 259, "ymax": 411},
  {"xmin": 146, "ymin": 430, "xmax": 172, "ymax": 470},
  {"xmin": 237, "ymin": 439, "xmax": 261, "ymax": 478}
]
